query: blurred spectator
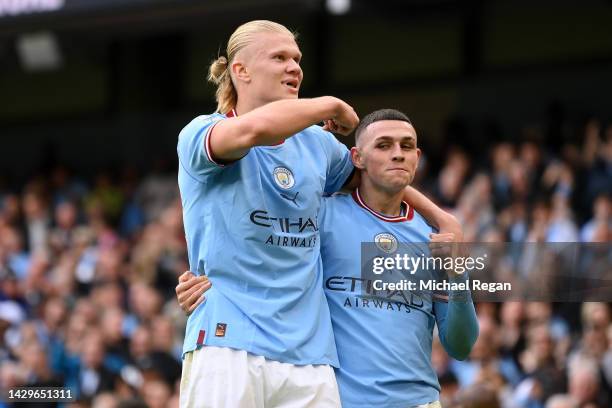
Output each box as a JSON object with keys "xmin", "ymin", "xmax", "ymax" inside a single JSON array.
[
  {"xmin": 567, "ymin": 356, "xmax": 606, "ymax": 407},
  {"xmin": 516, "ymin": 324, "xmax": 565, "ymax": 404},
  {"xmin": 545, "ymin": 394, "xmax": 578, "ymax": 408},
  {"xmin": 435, "ymin": 148, "xmax": 470, "ymax": 208},
  {"xmin": 451, "ymin": 316, "xmax": 522, "ymax": 389},
  {"xmin": 78, "ymin": 331, "xmax": 117, "ymax": 398},
  {"xmin": 21, "ymin": 182, "xmax": 51, "ymax": 257},
  {"xmin": 92, "ymin": 392, "xmax": 119, "ymax": 408},
  {"xmin": 580, "ymin": 194, "xmax": 611, "ymax": 242},
  {"xmin": 49, "ymin": 200, "xmax": 79, "ymax": 253},
  {"xmin": 141, "ymin": 379, "xmax": 172, "ymax": 408},
  {"xmin": 451, "ymin": 383, "xmax": 501, "ymax": 408}
]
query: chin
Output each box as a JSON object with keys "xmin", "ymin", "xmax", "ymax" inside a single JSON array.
[
  {"xmin": 388, "ymin": 175, "xmax": 411, "ymax": 186},
  {"xmin": 378, "ymin": 180, "xmax": 408, "ymax": 194},
  {"xmin": 276, "ymin": 93, "xmax": 298, "ymax": 101}
]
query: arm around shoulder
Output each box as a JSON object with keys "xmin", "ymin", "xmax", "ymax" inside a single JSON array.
[{"xmin": 402, "ymin": 186, "xmax": 462, "ymax": 237}]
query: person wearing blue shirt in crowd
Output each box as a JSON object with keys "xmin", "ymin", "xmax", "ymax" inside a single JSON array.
[
  {"xmin": 178, "ymin": 108, "xmax": 477, "ymax": 407},
  {"xmin": 176, "ymin": 18, "xmax": 460, "ymax": 407}
]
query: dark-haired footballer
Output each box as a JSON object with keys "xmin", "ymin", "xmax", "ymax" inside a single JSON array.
[{"xmin": 319, "ymin": 109, "xmax": 478, "ymax": 408}]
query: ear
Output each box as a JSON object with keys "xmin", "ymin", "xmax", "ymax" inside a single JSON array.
[
  {"xmin": 231, "ymin": 60, "xmax": 250, "ymax": 84},
  {"xmin": 351, "ymin": 146, "xmax": 365, "ymax": 170},
  {"xmin": 411, "ymin": 147, "xmax": 422, "ymax": 172}
]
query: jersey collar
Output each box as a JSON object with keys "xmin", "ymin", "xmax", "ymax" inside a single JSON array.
[
  {"xmin": 351, "ymin": 188, "xmax": 413, "ymax": 223},
  {"xmin": 225, "ymin": 108, "xmax": 284, "ymax": 145}
]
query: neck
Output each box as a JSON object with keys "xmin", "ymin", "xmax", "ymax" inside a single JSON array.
[
  {"xmin": 358, "ymin": 178, "xmax": 405, "ymax": 216},
  {"xmin": 235, "ymin": 94, "xmax": 267, "ymax": 115}
]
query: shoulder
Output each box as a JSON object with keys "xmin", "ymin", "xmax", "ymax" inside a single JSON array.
[
  {"xmin": 323, "ymin": 191, "xmax": 352, "ymax": 204},
  {"xmin": 321, "ymin": 192, "xmax": 352, "ymax": 212},
  {"xmin": 179, "ymin": 113, "xmax": 225, "ymax": 139},
  {"xmin": 300, "ymin": 125, "xmax": 343, "ymax": 147},
  {"xmin": 411, "ymin": 209, "xmax": 436, "ymax": 234}
]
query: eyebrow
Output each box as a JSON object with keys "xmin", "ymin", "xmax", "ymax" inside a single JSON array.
[
  {"xmin": 269, "ymin": 48, "xmax": 302, "ymax": 59},
  {"xmin": 374, "ymin": 135, "xmax": 416, "ymax": 142}
]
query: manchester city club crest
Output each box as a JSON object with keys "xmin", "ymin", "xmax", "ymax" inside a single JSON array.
[
  {"xmin": 374, "ymin": 232, "xmax": 398, "ymax": 254},
  {"xmin": 273, "ymin": 167, "xmax": 295, "ymax": 189}
]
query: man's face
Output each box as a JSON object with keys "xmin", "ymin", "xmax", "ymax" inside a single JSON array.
[
  {"xmin": 352, "ymin": 120, "xmax": 420, "ymax": 194},
  {"xmin": 238, "ymin": 32, "xmax": 303, "ymax": 104}
]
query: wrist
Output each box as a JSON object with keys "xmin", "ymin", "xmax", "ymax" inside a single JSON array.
[
  {"xmin": 439, "ymin": 213, "xmax": 462, "ymax": 238},
  {"xmin": 320, "ymin": 96, "xmax": 342, "ymax": 118}
]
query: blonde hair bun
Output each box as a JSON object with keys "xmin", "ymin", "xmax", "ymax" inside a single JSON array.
[{"xmin": 208, "ymin": 56, "xmax": 228, "ymax": 85}]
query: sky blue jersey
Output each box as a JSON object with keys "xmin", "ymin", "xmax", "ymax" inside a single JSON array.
[
  {"xmin": 177, "ymin": 110, "xmax": 353, "ymax": 366},
  {"xmin": 320, "ymin": 190, "xmax": 477, "ymax": 407}
]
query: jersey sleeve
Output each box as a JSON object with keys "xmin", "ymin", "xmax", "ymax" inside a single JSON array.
[
  {"xmin": 177, "ymin": 114, "xmax": 227, "ymax": 181},
  {"xmin": 433, "ymin": 273, "xmax": 479, "ymax": 361},
  {"xmin": 321, "ymin": 131, "xmax": 354, "ymax": 194}
]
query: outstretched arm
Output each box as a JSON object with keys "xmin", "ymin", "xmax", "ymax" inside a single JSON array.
[{"xmin": 210, "ymin": 97, "xmax": 359, "ymax": 161}]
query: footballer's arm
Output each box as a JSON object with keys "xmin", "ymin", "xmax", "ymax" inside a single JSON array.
[{"xmin": 209, "ymin": 97, "xmax": 358, "ymax": 161}]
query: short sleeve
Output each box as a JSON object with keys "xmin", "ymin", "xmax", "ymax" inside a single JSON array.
[
  {"xmin": 177, "ymin": 114, "xmax": 226, "ymax": 181},
  {"xmin": 321, "ymin": 132, "xmax": 354, "ymax": 194}
]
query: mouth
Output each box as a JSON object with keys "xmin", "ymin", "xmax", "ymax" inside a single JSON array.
[
  {"xmin": 388, "ymin": 168, "xmax": 409, "ymax": 173},
  {"xmin": 282, "ymin": 79, "xmax": 299, "ymax": 92}
]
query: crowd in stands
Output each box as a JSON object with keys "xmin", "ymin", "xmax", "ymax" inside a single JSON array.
[{"xmin": 0, "ymin": 115, "xmax": 610, "ymax": 408}]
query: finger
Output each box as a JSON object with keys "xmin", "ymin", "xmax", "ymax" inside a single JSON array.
[
  {"xmin": 430, "ymin": 232, "xmax": 454, "ymax": 239},
  {"xmin": 175, "ymin": 278, "xmax": 199, "ymax": 296},
  {"xmin": 178, "ymin": 271, "xmax": 193, "ymax": 283},
  {"xmin": 429, "ymin": 241, "xmax": 453, "ymax": 255},
  {"xmin": 180, "ymin": 288, "xmax": 201, "ymax": 310},
  {"xmin": 184, "ymin": 275, "xmax": 208, "ymax": 289},
  {"xmin": 185, "ymin": 282, "xmax": 211, "ymax": 308},
  {"xmin": 430, "ymin": 232, "xmax": 455, "ymax": 240},
  {"xmin": 188, "ymin": 295, "xmax": 206, "ymax": 314},
  {"xmin": 430, "ymin": 246, "xmax": 452, "ymax": 257},
  {"xmin": 187, "ymin": 281, "xmax": 211, "ymax": 301},
  {"xmin": 177, "ymin": 279, "xmax": 209, "ymax": 302},
  {"xmin": 336, "ymin": 126, "xmax": 353, "ymax": 136},
  {"xmin": 429, "ymin": 241, "xmax": 453, "ymax": 251}
]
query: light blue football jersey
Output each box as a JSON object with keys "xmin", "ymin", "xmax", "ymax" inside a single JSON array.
[
  {"xmin": 177, "ymin": 110, "xmax": 353, "ymax": 367},
  {"xmin": 320, "ymin": 190, "xmax": 474, "ymax": 407}
]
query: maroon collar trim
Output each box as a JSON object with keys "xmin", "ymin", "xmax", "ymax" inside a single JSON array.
[{"xmin": 351, "ymin": 188, "xmax": 413, "ymax": 223}]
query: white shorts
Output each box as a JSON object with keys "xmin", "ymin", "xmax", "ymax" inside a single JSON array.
[
  {"xmin": 180, "ymin": 346, "xmax": 341, "ymax": 408},
  {"xmin": 415, "ymin": 402, "xmax": 442, "ymax": 408}
]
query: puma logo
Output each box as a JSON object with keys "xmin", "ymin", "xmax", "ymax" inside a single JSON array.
[{"xmin": 280, "ymin": 191, "xmax": 300, "ymax": 206}]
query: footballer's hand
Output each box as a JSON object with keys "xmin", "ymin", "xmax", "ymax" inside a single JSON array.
[
  {"xmin": 322, "ymin": 119, "xmax": 339, "ymax": 133},
  {"xmin": 322, "ymin": 100, "xmax": 359, "ymax": 136},
  {"xmin": 437, "ymin": 213, "xmax": 463, "ymax": 242},
  {"xmin": 429, "ymin": 233, "xmax": 466, "ymax": 277},
  {"xmin": 175, "ymin": 271, "xmax": 211, "ymax": 315},
  {"xmin": 429, "ymin": 232, "xmax": 457, "ymax": 258}
]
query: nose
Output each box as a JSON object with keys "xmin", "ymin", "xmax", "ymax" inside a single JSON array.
[
  {"xmin": 286, "ymin": 59, "xmax": 302, "ymax": 76},
  {"xmin": 391, "ymin": 144, "xmax": 405, "ymax": 161}
]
